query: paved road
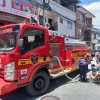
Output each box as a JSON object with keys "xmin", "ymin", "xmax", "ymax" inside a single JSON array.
[
  {"xmin": 0, "ymin": 60, "xmax": 100, "ymax": 100},
  {"xmin": 1, "ymin": 69, "xmax": 100, "ymax": 100}
]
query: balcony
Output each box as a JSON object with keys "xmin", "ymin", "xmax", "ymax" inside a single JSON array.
[
  {"xmin": 48, "ymin": 30, "xmax": 58, "ymax": 35},
  {"xmin": 50, "ymin": 1, "xmax": 76, "ymax": 21},
  {"xmin": 84, "ymin": 33, "xmax": 91, "ymax": 42},
  {"xmin": 98, "ymin": 37, "xmax": 100, "ymax": 40},
  {"xmin": 91, "ymin": 39, "xmax": 98, "ymax": 44},
  {"xmin": 85, "ymin": 22, "xmax": 92, "ymax": 29},
  {"xmin": 52, "ymin": 0, "xmax": 79, "ymax": 12},
  {"xmin": 84, "ymin": 37, "xmax": 91, "ymax": 42},
  {"xmin": 95, "ymin": 44, "xmax": 100, "ymax": 47},
  {"xmin": 52, "ymin": 0, "xmax": 79, "ymax": 5}
]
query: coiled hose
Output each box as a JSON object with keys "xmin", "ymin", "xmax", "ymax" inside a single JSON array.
[{"xmin": 54, "ymin": 56, "xmax": 80, "ymax": 81}]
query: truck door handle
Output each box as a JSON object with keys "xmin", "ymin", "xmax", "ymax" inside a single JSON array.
[{"xmin": 43, "ymin": 54, "xmax": 46, "ymax": 61}]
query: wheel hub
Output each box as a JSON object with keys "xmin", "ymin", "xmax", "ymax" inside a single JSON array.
[{"xmin": 34, "ymin": 77, "xmax": 45, "ymax": 90}]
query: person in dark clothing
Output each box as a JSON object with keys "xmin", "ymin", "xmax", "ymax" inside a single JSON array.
[
  {"xmin": 91, "ymin": 53, "xmax": 95, "ymax": 60},
  {"xmin": 79, "ymin": 59, "xmax": 88, "ymax": 82},
  {"xmin": 49, "ymin": 21, "xmax": 55, "ymax": 30}
]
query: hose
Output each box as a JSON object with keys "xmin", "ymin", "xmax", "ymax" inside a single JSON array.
[{"xmin": 53, "ymin": 56, "xmax": 80, "ymax": 81}]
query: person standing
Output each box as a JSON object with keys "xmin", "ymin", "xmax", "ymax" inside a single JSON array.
[
  {"xmin": 92, "ymin": 54, "xmax": 100, "ymax": 66},
  {"xmin": 79, "ymin": 59, "xmax": 88, "ymax": 82}
]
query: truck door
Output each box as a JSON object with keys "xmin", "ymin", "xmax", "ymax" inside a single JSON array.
[{"xmin": 18, "ymin": 27, "xmax": 49, "ymax": 85}]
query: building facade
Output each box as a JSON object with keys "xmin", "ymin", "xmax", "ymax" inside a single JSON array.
[
  {"xmin": 0, "ymin": 0, "xmax": 38, "ymax": 26},
  {"xmin": 0, "ymin": 0, "xmax": 79, "ymax": 39},
  {"xmin": 76, "ymin": 6, "xmax": 95, "ymax": 45},
  {"xmin": 37, "ymin": 0, "xmax": 79, "ymax": 38},
  {"xmin": 90, "ymin": 28, "xmax": 99, "ymax": 51},
  {"xmin": 94, "ymin": 30, "xmax": 100, "ymax": 52}
]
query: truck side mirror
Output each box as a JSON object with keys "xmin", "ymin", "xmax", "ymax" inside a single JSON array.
[{"xmin": 18, "ymin": 39, "xmax": 23, "ymax": 50}]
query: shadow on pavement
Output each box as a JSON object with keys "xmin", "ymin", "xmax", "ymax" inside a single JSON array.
[
  {"xmin": 0, "ymin": 70, "xmax": 79, "ymax": 100},
  {"xmin": 92, "ymin": 81, "xmax": 100, "ymax": 86}
]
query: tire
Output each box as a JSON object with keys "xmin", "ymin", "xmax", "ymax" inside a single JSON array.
[{"xmin": 25, "ymin": 70, "xmax": 49, "ymax": 96}]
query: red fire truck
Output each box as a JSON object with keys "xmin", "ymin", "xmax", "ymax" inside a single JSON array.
[{"xmin": 0, "ymin": 22, "xmax": 91, "ymax": 96}]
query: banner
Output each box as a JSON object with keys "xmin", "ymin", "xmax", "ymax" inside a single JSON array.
[
  {"xmin": 0, "ymin": 0, "xmax": 38, "ymax": 20},
  {"xmin": 0, "ymin": 0, "xmax": 6, "ymax": 7},
  {"xmin": 12, "ymin": 0, "xmax": 38, "ymax": 20}
]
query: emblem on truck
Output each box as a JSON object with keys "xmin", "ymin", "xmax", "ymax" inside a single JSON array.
[{"xmin": 31, "ymin": 54, "xmax": 38, "ymax": 64}]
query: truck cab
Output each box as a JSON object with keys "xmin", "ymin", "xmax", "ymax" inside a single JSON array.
[{"xmin": 0, "ymin": 23, "xmax": 50, "ymax": 96}]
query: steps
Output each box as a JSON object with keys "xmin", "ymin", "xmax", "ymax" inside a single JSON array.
[{"xmin": 50, "ymin": 70, "xmax": 71, "ymax": 79}]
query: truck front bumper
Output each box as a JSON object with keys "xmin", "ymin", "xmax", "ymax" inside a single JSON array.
[{"xmin": 0, "ymin": 78, "xmax": 17, "ymax": 95}]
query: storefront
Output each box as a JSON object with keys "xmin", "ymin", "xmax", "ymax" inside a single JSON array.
[{"xmin": 0, "ymin": 0, "xmax": 38, "ymax": 26}]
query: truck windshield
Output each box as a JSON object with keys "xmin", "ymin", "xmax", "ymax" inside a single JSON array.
[{"xmin": 0, "ymin": 25, "xmax": 20, "ymax": 52}]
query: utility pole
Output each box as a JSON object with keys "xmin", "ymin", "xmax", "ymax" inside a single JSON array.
[
  {"xmin": 42, "ymin": 0, "xmax": 51, "ymax": 27},
  {"xmin": 43, "ymin": 0, "xmax": 45, "ymax": 27},
  {"xmin": 29, "ymin": 0, "xmax": 51, "ymax": 26}
]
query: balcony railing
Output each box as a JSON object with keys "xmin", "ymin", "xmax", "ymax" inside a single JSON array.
[
  {"xmin": 48, "ymin": 30, "xmax": 59, "ymax": 36},
  {"xmin": 52, "ymin": 0, "xmax": 79, "ymax": 4},
  {"xmin": 91, "ymin": 39, "xmax": 98, "ymax": 44},
  {"xmin": 84, "ymin": 37, "xmax": 91, "ymax": 41},
  {"xmin": 98, "ymin": 37, "xmax": 100, "ymax": 40},
  {"xmin": 52, "ymin": 0, "xmax": 79, "ymax": 12},
  {"xmin": 85, "ymin": 22, "xmax": 92, "ymax": 28}
]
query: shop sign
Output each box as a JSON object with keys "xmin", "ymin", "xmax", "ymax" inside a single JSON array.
[
  {"xmin": 0, "ymin": 0, "xmax": 38, "ymax": 20},
  {"xmin": 12, "ymin": 0, "xmax": 38, "ymax": 20},
  {"xmin": 0, "ymin": 0, "xmax": 6, "ymax": 7}
]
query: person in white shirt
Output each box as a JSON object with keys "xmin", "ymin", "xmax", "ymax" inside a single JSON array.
[
  {"xmin": 90, "ymin": 54, "xmax": 100, "ymax": 81},
  {"xmin": 92, "ymin": 54, "xmax": 100, "ymax": 66}
]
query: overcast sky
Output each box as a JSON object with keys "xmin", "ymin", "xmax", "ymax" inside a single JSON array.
[{"xmin": 80, "ymin": 0, "xmax": 100, "ymax": 29}]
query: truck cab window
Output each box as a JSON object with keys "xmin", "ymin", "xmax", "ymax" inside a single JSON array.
[{"xmin": 22, "ymin": 27, "xmax": 45, "ymax": 54}]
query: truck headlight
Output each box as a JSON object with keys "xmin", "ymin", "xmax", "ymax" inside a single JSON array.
[{"xmin": 4, "ymin": 62, "xmax": 15, "ymax": 81}]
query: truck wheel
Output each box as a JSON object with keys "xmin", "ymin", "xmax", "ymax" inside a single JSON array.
[{"xmin": 25, "ymin": 70, "xmax": 49, "ymax": 96}]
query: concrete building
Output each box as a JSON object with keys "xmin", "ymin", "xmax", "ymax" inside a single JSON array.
[
  {"xmin": 0, "ymin": 0, "xmax": 79, "ymax": 39},
  {"xmin": 95, "ymin": 30, "xmax": 100, "ymax": 52},
  {"xmin": 97, "ymin": 34, "xmax": 100, "ymax": 52},
  {"xmin": 76, "ymin": 6, "xmax": 95, "ymax": 45},
  {"xmin": 90, "ymin": 28, "xmax": 100, "ymax": 52},
  {"xmin": 36, "ymin": 0, "xmax": 79, "ymax": 38}
]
